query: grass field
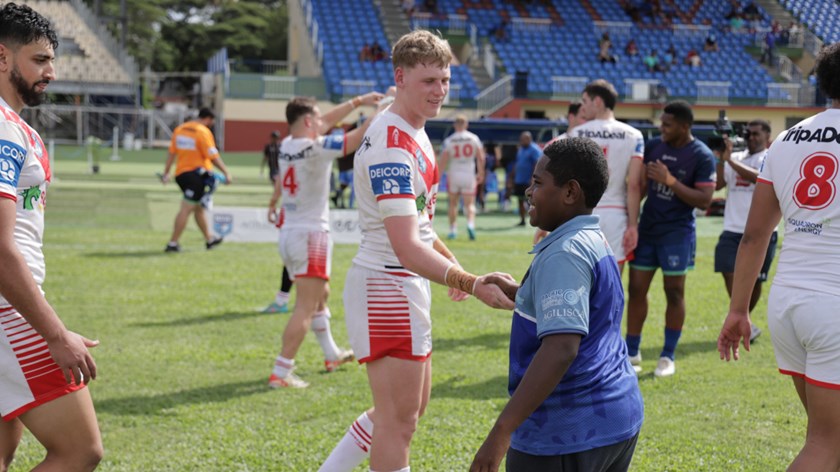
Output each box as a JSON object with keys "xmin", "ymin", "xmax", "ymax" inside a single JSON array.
[{"xmin": 9, "ymin": 145, "xmax": 805, "ymax": 471}]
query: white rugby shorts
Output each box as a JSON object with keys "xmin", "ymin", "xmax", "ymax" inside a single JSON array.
[
  {"xmin": 768, "ymin": 284, "xmax": 840, "ymax": 389},
  {"xmin": 446, "ymin": 172, "xmax": 477, "ymax": 196},
  {"xmin": 343, "ymin": 264, "xmax": 432, "ymax": 364},
  {"xmin": 594, "ymin": 208, "xmax": 629, "ymax": 263},
  {"xmin": 0, "ymin": 305, "xmax": 86, "ymax": 420},
  {"xmin": 278, "ymin": 229, "xmax": 333, "ymax": 281}
]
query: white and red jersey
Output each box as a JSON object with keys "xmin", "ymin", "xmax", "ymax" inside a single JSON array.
[
  {"xmin": 571, "ymin": 119, "xmax": 644, "ymax": 210},
  {"xmin": 723, "ymin": 149, "xmax": 767, "ymax": 233},
  {"xmin": 352, "ymin": 111, "xmax": 439, "ymax": 273},
  {"xmin": 0, "ymin": 97, "xmax": 50, "ymax": 305},
  {"xmin": 758, "ymin": 108, "xmax": 840, "ymax": 295},
  {"xmin": 277, "ymin": 132, "xmax": 346, "ymax": 232},
  {"xmin": 441, "ymin": 130, "xmax": 482, "ymax": 176}
]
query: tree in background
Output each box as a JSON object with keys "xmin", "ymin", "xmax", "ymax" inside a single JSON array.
[{"xmin": 85, "ymin": 0, "xmax": 287, "ymax": 72}]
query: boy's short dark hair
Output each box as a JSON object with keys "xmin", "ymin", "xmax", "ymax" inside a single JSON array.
[
  {"xmin": 0, "ymin": 3, "xmax": 58, "ymax": 50},
  {"xmin": 542, "ymin": 137, "xmax": 608, "ymax": 208},
  {"xmin": 583, "ymin": 79, "xmax": 618, "ymax": 110},
  {"xmin": 567, "ymin": 101, "xmax": 582, "ymax": 115},
  {"xmin": 663, "ymin": 100, "xmax": 694, "ymax": 125},
  {"xmin": 198, "ymin": 107, "xmax": 215, "ymax": 119},
  {"xmin": 286, "ymin": 97, "xmax": 317, "ymax": 125},
  {"xmin": 815, "ymin": 43, "xmax": 840, "ymax": 100}
]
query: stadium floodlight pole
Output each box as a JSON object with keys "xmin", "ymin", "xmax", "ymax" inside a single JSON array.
[{"xmin": 110, "ymin": 126, "xmax": 121, "ymax": 161}]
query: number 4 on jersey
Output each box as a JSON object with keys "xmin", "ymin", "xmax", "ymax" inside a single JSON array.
[{"xmin": 282, "ymin": 166, "xmax": 299, "ymax": 196}]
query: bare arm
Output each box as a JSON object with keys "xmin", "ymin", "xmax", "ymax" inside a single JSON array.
[
  {"xmin": 210, "ymin": 155, "xmax": 232, "ymax": 184},
  {"xmin": 161, "ymin": 151, "xmax": 176, "ymax": 183},
  {"xmin": 471, "ymin": 334, "xmax": 581, "ymax": 471},
  {"xmin": 623, "ymin": 158, "xmax": 643, "ymax": 253},
  {"xmin": 725, "ymin": 155, "xmax": 760, "ymax": 184},
  {"xmin": 384, "ymin": 214, "xmax": 514, "ymax": 309},
  {"xmin": 268, "ymin": 172, "xmax": 283, "ymax": 223},
  {"xmin": 0, "ymin": 200, "xmax": 98, "ymax": 384},
  {"xmin": 319, "ymin": 92, "xmax": 384, "ymax": 134},
  {"xmin": 718, "ymin": 182, "xmax": 781, "ymax": 360}
]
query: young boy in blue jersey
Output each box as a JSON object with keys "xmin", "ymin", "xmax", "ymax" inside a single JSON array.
[{"xmin": 471, "ymin": 138, "xmax": 644, "ymax": 472}]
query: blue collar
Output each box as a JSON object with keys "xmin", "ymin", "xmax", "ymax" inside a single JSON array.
[{"xmin": 530, "ymin": 214, "xmax": 600, "ymax": 255}]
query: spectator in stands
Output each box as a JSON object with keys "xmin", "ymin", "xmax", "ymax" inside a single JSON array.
[
  {"xmin": 743, "ymin": 1, "xmax": 760, "ymax": 21},
  {"xmin": 666, "ymin": 44, "xmax": 678, "ymax": 65},
  {"xmin": 598, "ymin": 33, "xmax": 617, "ymax": 64},
  {"xmin": 761, "ymin": 31, "xmax": 776, "ymax": 66},
  {"xmin": 620, "ymin": 0, "xmax": 642, "ymax": 22},
  {"xmin": 422, "ymin": 0, "xmax": 438, "ymax": 14},
  {"xmin": 704, "ymin": 32, "xmax": 719, "ymax": 52},
  {"xmin": 685, "ymin": 49, "xmax": 702, "ymax": 68},
  {"xmin": 491, "ymin": 18, "xmax": 510, "ymax": 42},
  {"xmin": 644, "ymin": 50, "xmax": 662, "ymax": 72},
  {"xmin": 359, "ymin": 43, "xmax": 372, "ymax": 62},
  {"xmin": 787, "ymin": 21, "xmax": 801, "ymax": 45},
  {"xmin": 401, "ymin": 0, "xmax": 415, "ymax": 16},
  {"xmin": 370, "ymin": 42, "xmax": 386, "ymax": 62},
  {"xmin": 625, "ymin": 38, "xmax": 639, "ymax": 57},
  {"xmin": 729, "ymin": 15, "xmax": 745, "ymax": 33},
  {"xmin": 724, "ymin": 0, "xmax": 742, "ymax": 20}
]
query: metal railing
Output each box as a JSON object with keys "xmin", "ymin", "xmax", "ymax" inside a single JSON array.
[
  {"xmin": 551, "ymin": 76, "xmax": 588, "ymax": 100},
  {"xmin": 476, "ymin": 75, "xmax": 513, "ymax": 115},
  {"xmin": 695, "ymin": 81, "xmax": 731, "ymax": 104},
  {"xmin": 624, "ymin": 79, "xmax": 662, "ymax": 102},
  {"xmin": 21, "ymin": 104, "xmax": 175, "ymax": 148},
  {"xmin": 511, "ymin": 17, "xmax": 551, "ymax": 33}
]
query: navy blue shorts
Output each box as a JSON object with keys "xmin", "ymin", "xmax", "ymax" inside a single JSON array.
[
  {"xmin": 714, "ymin": 230, "xmax": 778, "ymax": 281},
  {"xmin": 630, "ymin": 231, "xmax": 696, "ymax": 275}
]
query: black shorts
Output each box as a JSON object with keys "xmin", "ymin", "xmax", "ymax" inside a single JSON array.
[
  {"xmin": 514, "ymin": 183, "xmax": 529, "ymax": 198},
  {"xmin": 714, "ymin": 230, "xmax": 778, "ymax": 281},
  {"xmin": 175, "ymin": 168, "xmax": 215, "ymax": 204},
  {"xmin": 506, "ymin": 433, "xmax": 639, "ymax": 472}
]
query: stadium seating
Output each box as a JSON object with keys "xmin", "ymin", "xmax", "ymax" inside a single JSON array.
[
  {"xmin": 780, "ymin": 0, "xmax": 840, "ymax": 44},
  {"xmin": 311, "ymin": 0, "xmax": 478, "ymax": 102},
  {"xmin": 25, "ymin": 0, "xmax": 132, "ymax": 85},
  {"xmin": 424, "ymin": 0, "xmax": 778, "ymax": 103}
]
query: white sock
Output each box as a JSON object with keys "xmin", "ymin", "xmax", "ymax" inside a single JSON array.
[
  {"xmin": 370, "ymin": 468, "xmax": 409, "ymax": 472},
  {"xmin": 312, "ymin": 309, "xmax": 340, "ymax": 361},
  {"xmin": 319, "ymin": 411, "xmax": 373, "ymax": 472},
  {"xmin": 467, "ymin": 222, "xmax": 475, "ymax": 230},
  {"xmin": 449, "ymin": 224, "xmax": 456, "ymax": 233},
  {"xmin": 275, "ymin": 291, "xmax": 290, "ymax": 305},
  {"xmin": 272, "ymin": 355, "xmax": 294, "ymax": 378}
]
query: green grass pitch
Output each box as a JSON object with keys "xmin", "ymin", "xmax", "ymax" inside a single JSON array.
[{"xmin": 9, "ymin": 145, "xmax": 804, "ymax": 471}]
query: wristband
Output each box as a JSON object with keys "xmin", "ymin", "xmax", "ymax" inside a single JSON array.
[
  {"xmin": 351, "ymin": 96, "xmax": 362, "ymax": 109},
  {"xmin": 444, "ymin": 264, "xmax": 478, "ymax": 295}
]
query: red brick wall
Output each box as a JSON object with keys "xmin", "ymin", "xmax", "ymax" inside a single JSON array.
[{"xmin": 224, "ymin": 120, "xmax": 289, "ymax": 152}]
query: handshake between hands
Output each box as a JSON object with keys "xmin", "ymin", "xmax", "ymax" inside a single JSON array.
[{"xmin": 448, "ymin": 272, "xmax": 519, "ymax": 310}]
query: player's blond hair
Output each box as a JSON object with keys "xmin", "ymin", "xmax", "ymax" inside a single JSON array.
[
  {"xmin": 453, "ymin": 114, "xmax": 468, "ymax": 127},
  {"xmin": 391, "ymin": 30, "xmax": 453, "ymax": 70}
]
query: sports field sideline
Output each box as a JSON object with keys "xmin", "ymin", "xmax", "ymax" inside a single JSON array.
[{"xmin": 11, "ymin": 145, "xmax": 802, "ymax": 471}]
